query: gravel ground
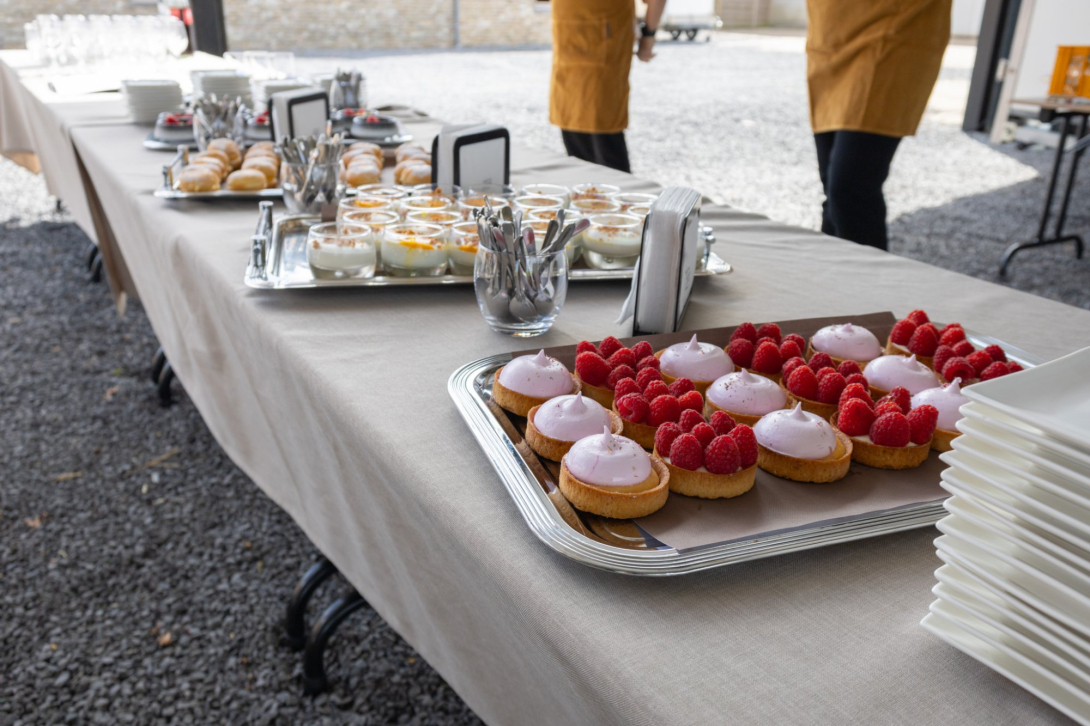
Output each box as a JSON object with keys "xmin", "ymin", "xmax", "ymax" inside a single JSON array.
[{"xmin": 2, "ymin": 29, "xmax": 1089, "ymax": 726}]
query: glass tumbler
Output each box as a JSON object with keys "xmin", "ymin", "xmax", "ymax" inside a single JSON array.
[
  {"xmin": 282, "ymin": 162, "xmax": 346, "ymax": 214},
  {"xmin": 581, "ymin": 213, "xmax": 643, "ymax": 270},
  {"xmin": 305, "ymin": 222, "xmax": 375, "ymax": 279},
  {"xmin": 473, "ymin": 246, "xmax": 568, "ymax": 337},
  {"xmin": 382, "ymin": 223, "xmax": 447, "ymax": 277}
]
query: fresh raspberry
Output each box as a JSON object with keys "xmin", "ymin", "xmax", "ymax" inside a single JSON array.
[
  {"xmin": 730, "ymin": 322, "xmax": 758, "ymax": 343},
  {"xmin": 607, "ymin": 347, "xmax": 637, "ymax": 370},
  {"xmin": 606, "ymin": 365, "xmax": 636, "ymax": 390},
  {"xmin": 636, "ymin": 355, "xmax": 661, "ymax": 371},
  {"xmin": 907, "ymin": 404, "xmax": 938, "ymax": 444},
  {"xmin": 870, "ymin": 412, "xmax": 911, "ymax": 447},
  {"xmin": 598, "ymin": 336, "xmax": 623, "ymax": 359},
  {"xmin": 781, "ymin": 357, "xmax": 808, "ymax": 381},
  {"xmin": 678, "ymin": 390, "xmax": 704, "ymax": 412},
  {"xmin": 668, "ymin": 378, "xmax": 695, "ymax": 397},
  {"xmin": 784, "ymin": 333, "xmax": 806, "ymax": 351},
  {"xmin": 966, "ymin": 350, "xmax": 994, "ymax": 375},
  {"xmin": 952, "ymin": 340, "xmax": 975, "ymax": 357},
  {"xmin": 980, "ymin": 361, "xmax": 1011, "ymax": 381},
  {"xmin": 837, "ymin": 398, "xmax": 876, "ymax": 437},
  {"xmin": 648, "ymin": 395, "xmax": 681, "ymax": 426},
  {"xmin": 727, "ymin": 339, "xmax": 755, "ymax": 369},
  {"xmin": 984, "ymin": 345, "xmax": 1007, "ymax": 363},
  {"xmin": 654, "ymin": 422, "xmax": 683, "ymax": 455},
  {"xmin": 575, "ymin": 352, "xmax": 611, "ymax": 386},
  {"xmin": 932, "ymin": 345, "xmax": 956, "ymax": 376},
  {"xmin": 643, "ymin": 380, "xmax": 671, "ymax": 401},
  {"xmin": 727, "ymin": 424, "xmax": 758, "ymax": 468},
  {"xmin": 917, "ymin": 322, "xmax": 939, "ymax": 338},
  {"xmin": 635, "ymin": 367, "xmax": 663, "ymax": 391},
  {"xmin": 905, "ymin": 310, "xmax": 930, "ymax": 326},
  {"xmin": 756, "ymin": 323, "xmax": 782, "ymax": 344},
  {"xmin": 837, "ymin": 360, "xmax": 862, "ymax": 378},
  {"xmin": 890, "ymin": 319, "xmax": 917, "ymax": 345},
  {"xmin": 616, "ymin": 393, "xmax": 649, "ymax": 423},
  {"xmin": 668, "ymin": 434, "xmax": 704, "ymax": 471},
  {"xmin": 808, "ymin": 352, "xmax": 834, "ymax": 371},
  {"xmin": 873, "ymin": 401, "xmax": 904, "ymax": 417},
  {"xmin": 631, "ymin": 340, "xmax": 654, "ymax": 360},
  {"xmin": 1008, "ymin": 361, "xmax": 1024, "ymax": 373},
  {"xmin": 908, "ymin": 325, "xmax": 940, "ymax": 356},
  {"xmin": 709, "ymin": 410, "xmax": 736, "ymax": 437},
  {"xmin": 691, "ymin": 423, "xmax": 716, "ymax": 449},
  {"xmin": 887, "ymin": 387, "xmax": 912, "ymax": 413},
  {"xmin": 838, "ymin": 382, "xmax": 872, "ymax": 408},
  {"xmin": 704, "ymin": 436, "xmax": 741, "ymax": 475},
  {"xmin": 816, "ymin": 367, "xmax": 838, "ymax": 381},
  {"xmin": 845, "ymin": 373, "xmax": 868, "ymax": 388},
  {"xmin": 787, "ymin": 365, "xmax": 819, "ymax": 400},
  {"xmin": 817, "ymin": 371, "xmax": 847, "ymax": 404},
  {"xmin": 613, "ymin": 377, "xmax": 641, "ymax": 400},
  {"xmin": 751, "ymin": 341, "xmax": 782, "ymax": 374},
  {"xmin": 679, "ymin": 408, "xmax": 705, "ymax": 433},
  {"xmin": 756, "ymin": 336, "xmax": 776, "ymax": 348},
  {"xmin": 779, "ymin": 339, "xmax": 803, "ymax": 361},
  {"xmin": 938, "ymin": 327, "xmax": 966, "ymax": 347},
  {"xmin": 576, "ymin": 340, "xmax": 598, "ymax": 355},
  {"xmin": 942, "ymin": 357, "xmax": 976, "ymax": 383},
  {"xmin": 943, "ymin": 322, "xmax": 963, "ymax": 332}
]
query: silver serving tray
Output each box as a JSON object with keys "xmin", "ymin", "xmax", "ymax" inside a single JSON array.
[
  {"xmin": 448, "ymin": 332, "xmax": 1043, "ymax": 576},
  {"xmin": 144, "ymin": 131, "xmax": 198, "ymax": 151},
  {"xmin": 154, "ymin": 145, "xmax": 283, "ymax": 201},
  {"xmin": 245, "ymin": 213, "xmax": 732, "ymax": 290}
]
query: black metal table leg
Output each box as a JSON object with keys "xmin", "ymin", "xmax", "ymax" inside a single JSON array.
[
  {"xmin": 282, "ymin": 557, "xmax": 338, "ymax": 652},
  {"xmin": 302, "ymin": 590, "xmax": 367, "ymax": 696},
  {"xmin": 150, "ymin": 347, "xmax": 167, "ymax": 385},
  {"xmin": 157, "ymin": 361, "xmax": 176, "ymax": 407}
]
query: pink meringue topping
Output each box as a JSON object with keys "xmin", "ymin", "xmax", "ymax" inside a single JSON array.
[
  {"xmin": 863, "ymin": 354, "xmax": 941, "ymax": 395},
  {"xmin": 910, "ymin": 378, "xmax": 969, "ymax": 431},
  {"xmin": 499, "ymin": 350, "xmax": 572, "ymax": 398},
  {"xmin": 754, "ymin": 403, "xmax": 837, "ymax": 460},
  {"xmin": 533, "ymin": 392, "xmax": 612, "ymax": 442},
  {"xmin": 811, "ymin": 323, "xmax": 883, "ymax": 362},
  {"xmin": 659, "ymin": 334, "xmax": 734, "ymax": 382},
  {"xmin": 707, "ymin": 368, "xmax": 787, "ymax": 415},
  {"xmin": 564, "ymin": 427, "xmax": 652, "ymax": 487}
]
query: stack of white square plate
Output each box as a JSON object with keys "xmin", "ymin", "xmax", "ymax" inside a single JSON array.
[
  {"xmin": 923, "ymin": 346, "xmax": 1090, "ymax": 724},
  {"xmin": 121, "ymin": 80, "xmax": 183, "ymax": 124},
  {"xmin": 191, "ymin": 70, "xmax": 252, "ymax": 107},
  {"xmin": 249, "ymin": 78, "xmax": 318, "ymax": 113}
]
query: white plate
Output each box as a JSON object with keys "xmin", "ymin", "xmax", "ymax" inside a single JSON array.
[
  {"xmin": 962, "ymin": 346, "xmax": 1090, "ymax": 450},
  {"xmin": 922, "ymin": 610, "xmax": 1090, "ymax": 724},
  {"xmin": 957, "ymin": 417, "xmax": 1090, "ymax": 490},
  {"xmin": 949, "ymin": 438, "xmax": 1090, "ymax": 508},
  {"xmin": 962, "ymin": 402, "xmax": 1090, "ymax": 469}
]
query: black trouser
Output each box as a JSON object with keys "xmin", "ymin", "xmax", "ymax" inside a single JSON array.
[
  {"xmin": 561, "ymin": 130, "xmax": 631, "ymax": 173},
  {"xmin": 814, "ymin": 130, "xmax": 902, "ymax": 251}
]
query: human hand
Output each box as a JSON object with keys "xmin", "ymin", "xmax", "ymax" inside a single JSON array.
[{"xmin": 637, "ymin": 36, "xmax": 656, "ymax": 62}]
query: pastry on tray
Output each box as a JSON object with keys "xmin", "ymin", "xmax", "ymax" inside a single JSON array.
[
  {"xmin": 753, "ymin": 403, "xmax": 852, "ymax": 483},
  {"xmin": 610, "ymin": 368, "xmax": 703, "ymax": 449},
  {"xmin": 225, "ymin": 168, "xmax": 266, "ymax": 191},
  {"xmin": 656, "ymin": 334, "xmax": 734, "ymax": 394},
  {"xmin": 492, "ymin": 350, "xmax": 578, "ymax": 417},
  {"xmin": 863, "ymin": 354, "xmax": 942, "ymax": 398},
  {"xmin": 884, "ymin": 311, "xmax": 1022, "ymax": 382},
  {"xmin": 526, "ymin": 392, "xmax": 623, "ymax": 461},
  {"xmin": 652, "ymin": 409, "xmax": 759, "ymax": 499},
  {"xmin": 703, "ymin": 368, "xmax": 789, "ymax": 426},
  {"xmin": 724, "ymin": 322, "xmax": 803, "ymax": 383},
  {"xmin": 831, "ymin": 385, "xmax": 936, "ymax": 469},
  {"xmin": 807, "ymin": 323, "xmax": 883, "ymax": 366},
  {"xmin": 207, "ymin": 138, "xmax": 242, "ymax": 169},
  {"xmin": 779, "ymin": 353, "xmax": 869, "ymax": 419},
  {"xmin": 177, "ymin": 165, "xmax": 220, "ymax": 192},
  {"xmin": 909, "ymin": 378, "xmax": 970, "ymax": 452},
  {"xmin": 573, "ymin": 336, "xmax": 659, "ymax": 408},
  {"xmin": 241, "ymin": 156, "xmax": 278, "ymax": 185},
  {"xmin": 558, "ymin": 427, "xmax": 670, "ymax": 518},
  {"xmin": 932, "ymin": 341, "xmax": 1023, "ymax": 387}
]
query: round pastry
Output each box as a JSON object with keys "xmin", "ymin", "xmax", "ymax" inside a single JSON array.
[
  {"xmin": 863, "ymin": 354, "xmax": 941, "ymax": 397},
  {"xmin": 176, "ymin": 165, "xmax": 220, "ymax": 192},
  {"xmin": 808, "ymin": 323, "xmax": 883, "ymax": 365},
  {"xmin": 559, "ymin": 427, "xmax": 670, "ymax": 518},
  {"xmin": 910, "ymin": 377, "xmax": 969, "ymax": 452},
  {"xmin": 207, "ymin": 138, "xmax": 242, "ymax": 169},
  {"xmin": 347, "ymin": 142, "xmax": 383, "ymax": 165},
  {"xmin": 196, "ymin": 147, "xmax": 230, "ymax": 168},
  {"xmin": 704, "ymin": 368, "xmax": 789, "ymax": 426},
  {"xmin": 492, "ymin": 350, "xmax": 578, "ymax": 417},
  {"xmin": 395, "ymin": 142, "xmax": 429, "ymax": 163},
  {"xmin": 346, "ymin": 164, "xmax": 381, "ymax": 187},
  {"xmin": 225, "ymin": 168, "xmax": 267, "ymax": 191},
  {"xmin": 610, "ymin": 397, "xmax": 659, "ymax": 450},
  {"xmin": 187, "ymin": 159, "xmax": 228, "ymax": 182},
  {"xmin": 526, "ymin": 393, "xmax": 623, "ymax": 461},
  {"xmin": 244, "ymin": 148, "xmax": 281, "ymax": 167},
  {"xmin": 394, "ymin": 158, "xmax": 427, "ymax": 182},
  {"xmin": 249, "ymin": 140, "xmax": 275, "ymax": 152},
  {"xmin": 242, "ymin": 157, "xmax": 278, "ymax": 185},
  {"xmin": 753, "ymin": 403, "xmax": 852, "ymax": 483},
  {"xmin": 831, "ymin": 411, "xmax": 932, "ymax": 469},
  {"xmin": 656, "ymin": 334, "xmax": 734, "ymax": 394},
  {"xmin": 189, "ymin": 154, "xmax": 228, "ymax": 179},
  {"xmin": 401, "ymin": 163, "xmax": 432, "ymax": 186},
  {"xmin": 653, "ymin": 443, "xmax": 757, "ymax": 500}
]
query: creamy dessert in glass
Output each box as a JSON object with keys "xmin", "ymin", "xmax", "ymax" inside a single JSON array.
[
  {"xmin": 337, "ymin": 195, "xmax": 394, "ymax": 221},
  {"xmin": 448, "ymin": 221, "xmax": 481, "ymax": 275},
  {"xmin": 399, "ymin": 194, "xmax": 456, "ymax": 221},
  {"xmin": 521, "ymin": 183, "xmax": 570, "ymax": 206},
  {"xmin": 457, "ymin": 194, "xmax": 509, "ymax": 221},
  {"xmin": 305, "ymin": 222, "xmax": 375, "ymax": 278},
  {"xmin": 570, "ymin": 197, "xmax": 622, "ymax": 215},
  {"xmin": 612, "ymin": 192, "xmax": 657, "ymax": 213},
  {"xmin": 571, "ymin": 182, "xmax": 621, "ymax": 201},
  {"xmin": 626, "ymin": 204, "xmax": 651, "ymax": 220},
  {"xmin": 354, "ymin": 184, "xmax": 407, "ymax": 201},
  {"xmin": 406, "ymin": 209, "xmax": 462, "ymax": 242},
  {"xmin": 582, "ymin": 213, "xmax": 642, "ymax": 269},
  {"xmin": 381, "ymin": 223, "xmax": 447, "ymax": 277},
  {"xmin": 512, "ymin": 195, "xmax": 565, "ymax": 215}
]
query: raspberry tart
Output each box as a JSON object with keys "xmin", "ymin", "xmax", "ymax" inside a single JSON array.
[
  {"xmin": 886, "ymin": 310, "xmax": 943, "ymax": 368},
  {"xmin": 863, "ymin": 354, "xmax": 941, "ymax": 397},
  {"xmin": 493, "ymin": 350, "xmax": 579, "ymax": 417},
  {"xmin": 934, "ymin": 343, "xmax": 1021, "ymax": 386},
  {"xmin": 779, "ymin": 356, "xmax": 860, "ymax": 420},
  {"xmin": 656, "ymin": 334, "xmax": 734, "ymax": 394},
  {"xmin": 807, "ymin": 323, "xmax": 883, "ymax": 366},
  {"xmin": 526, "ymin": 392, "xmax": 623, "ymax": 461},
  {"xmin": 753, "ymin": 403, "xmax": 852, "ymax": 483},
  {"xmin": 725, "ymin": 322, "xmax": 799, "ymax": 382},
  {"xmin": 558, "ymin": 427, "xmax": 670, "ymax": 518},
  {"xmin": 909, "ymin": 378, "xmax": 970, "ymax": 452},
  {"xmin": 652, "ymin": 415, "xmax": 759, "ymax": 500},
  {"xmin": 832, "ymin": 389, "xmax": 936, "ymax": 469},
  {"xmin": 704, "ymin": 368, "xmax": 789, "ymax": 426},
  {"xmin": 611, "ymin": 371, "xmax": 698, "ymax": 449},
  {"xmin": 573, "ymin": 336, "xmax": 657, "ymax": 408}
]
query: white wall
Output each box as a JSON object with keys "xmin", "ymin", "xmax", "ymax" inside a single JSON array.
[{"xmin": 1014, "ymin": 0, "xmax": 1090, "ymax": 100}]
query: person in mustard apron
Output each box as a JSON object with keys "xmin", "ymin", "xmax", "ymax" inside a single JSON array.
[
  {"xmin": 806, "ymin": 0, "xmax": 951, "ymax": 250},
  {"xmin": 549, "ymin": 0, "xmax": 666, "ymax": 173}
]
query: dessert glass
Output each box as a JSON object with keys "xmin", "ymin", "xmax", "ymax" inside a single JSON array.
[
  {"xmin": 512, "ymin": 195, "xmax": 564, "ymax": 215},
  {"xmin": 474, "ymin": 246, "xmax": 568, "ymax": 337},
  {"xmin": 465, "ymin": 183, "xmax": 518, "ymax": 201},
  {"xmin": 305, "ymin": 222, "xmax": 375, "ymax": 278},
  {"xmin": 354, "ymin": 184, "xmax": 407, "ymax": 201},
  {"xmin": 521, "ymin": 183, "xmax": 570, "ymax": 206},
  {"xmin": 627, "ymin": 204, "xmax": 651, "ymax": 220},
  {"xmin": 406, "ymin": 209, "xmax": 462, "ymax": 242},
  {"xmin": 570, "ymin": 198, "xmax": 622, "ymax": 215},
  {"xmin": 409, "ymin": 183, "xmax": 462, "ymax": 201},
  {"xmin": 571, "ymin": 182, "xmax": 620, "ymax": 201},
  {"xmin": 399, "ymin": 194, "xmax": 456, "ymax": 220},
  {"xmin": 528, "ymin": 208, "xmax": 585, "ymax": 264},
  {"xmin": 448, "ymin": 221, "xmax": 480, "ymax": 275},
  {"xmin": 337, "ymin": 195, "xmax": 394, "ymax": 221},
  {"xmin": 382, "ymin": 223, "xmax": 447, "ymax": 277},
  {"xmin": 612, "ymin": 192, "xmax": 657, "ymax": 212},
  {"xmin": 582, "ymin": 213, "xmax": 643, "ymax": 270},
  {"xmin": 457, "ymin": 194, "xmax": 509, "ymax": 221}
]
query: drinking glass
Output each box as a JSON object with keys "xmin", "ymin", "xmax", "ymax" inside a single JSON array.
[
  {"xmin": 474, "ymin": 246, "xmax": 568, "ymax": 337},
  {"xmin": 305, "ymin": 222, "xmax": 375, "ymax": 279}
]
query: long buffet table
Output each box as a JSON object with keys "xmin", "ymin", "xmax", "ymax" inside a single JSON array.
[{"xmin": 4, "ymin": 51, "xmax": 1089, "ymax": 725}]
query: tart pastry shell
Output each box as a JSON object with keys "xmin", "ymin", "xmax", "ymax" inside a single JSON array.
[
  {"xmin": 884, "ymin": 339, "xmax": 935, "ymax": 371},
  {"xmin": 611, "ymin": 399, "xmax": 658, "ymax": 449},
  {"xmin": 653, "ymin": 450, "xmax": 758, "ymax": 499},
  {"xmin": 574, "ymin": 374, "xmax": 614, "ymax": 409},
  {"xmin": 806, "ymin": 340, "xmax": 876, "ymax": 368},
  {"xmin": 525, "ymin": 405, "xmax": 624, "ymax": 461},
  {"xmin": 702, "ymin": 398, "xmax": 763, "ymax": 428},
  {"xmin": 756, "ymin": 430, "xmax": 852, "ymax": 483},
  {"xmin": 558, "ymin": 456, "xmax": 670, "ymax": 519},
  {"xmin": 778, "ymin": 383, "xmax": 838, "ymax": 420},
  {"xmin": 831, "ymin": 413, "xmax": 933, "ymax": 469},
  {"xmin": 931, "ymin": 426, "xmax": 959, "ymax": 453},
  {"xmin": 492, "ymin": 367, "xmax": 578, "ymax": 418}
]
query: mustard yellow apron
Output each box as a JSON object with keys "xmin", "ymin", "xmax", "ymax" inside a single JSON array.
[
  {"xmin": 549, "ymin": 0, "xmax": 635, "ymax": 134},
  {"xmin": 806, "ymin": 0, "xmax": 951, "ymax": 137}
]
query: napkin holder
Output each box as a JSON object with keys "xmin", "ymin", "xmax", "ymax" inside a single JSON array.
[
  {"xmin": 430, "ymin": 123, "xmax": 510, "ymax": 188},
  {"xmin": 269, "ymin": 88, "xmax": 329, "ymax": 142}
]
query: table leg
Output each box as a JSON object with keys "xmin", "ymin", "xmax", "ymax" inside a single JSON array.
[
  {"xmin": 1052, "ymin": 113, "xmax": 1088, "ymax": 258},
  {"xmin": 282, "ymin": 557, "xmax": 338, "ymax": 652},
  {"xmin": 302, "ymin": 590, "xmax": 368, "ymax": 696},
  {"xmin": 157, "ymin": 361, "xmax": 176, "ymax": 408},
  {"xmin": 86, "ymin": 242, "xmax": 103, "ymax": 283},
  {"xmin": 150, "ymin": 347, "xmax": 167, "ymax": 385}
]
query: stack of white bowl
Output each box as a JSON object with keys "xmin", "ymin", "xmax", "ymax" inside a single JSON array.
[
  {"xmin": 191, "ymin": 70, "xmax": 252, "ymax": 106},
  {"xmin": 249, "ymin": 78, "xmax": 318, "ymax": 113},
  {"xmin": 121, "ymin": 80, "xmax": 183, "ymax": 123},
  {"xmin": 923, "ymin": 346, "xmax": 1090, "ymax": 724}
]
